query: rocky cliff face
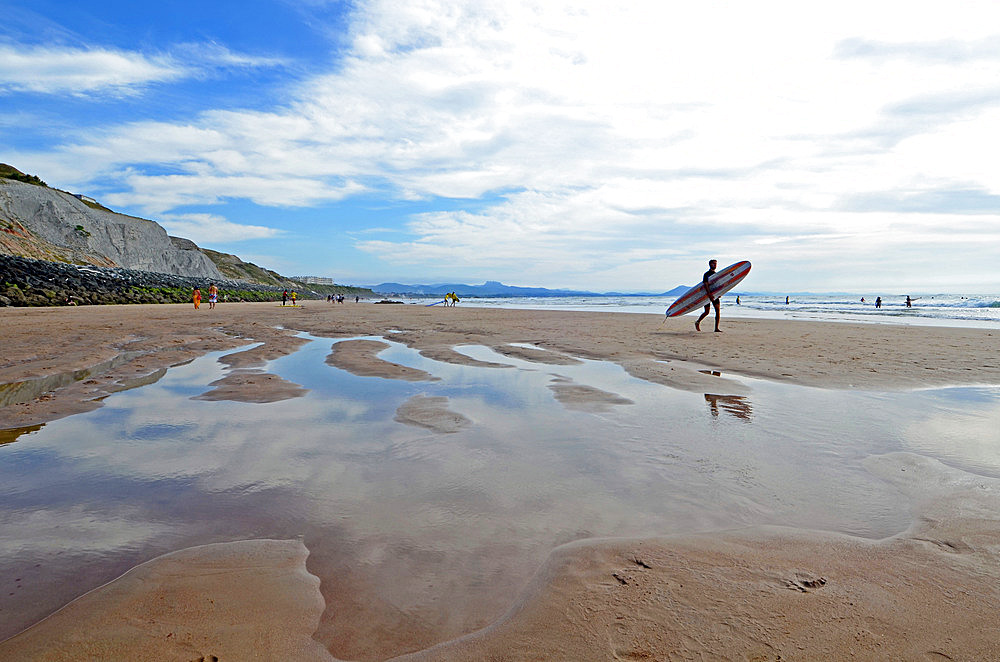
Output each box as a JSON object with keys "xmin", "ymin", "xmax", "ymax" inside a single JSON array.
[{"xmin": 0, "ymin": 178, "xmax": 223, "ymax": 279}]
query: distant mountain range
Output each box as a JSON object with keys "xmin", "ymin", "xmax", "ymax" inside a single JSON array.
[{"xmin": 368, "ymin": 280, "xmax": 690, "ymax": 297}]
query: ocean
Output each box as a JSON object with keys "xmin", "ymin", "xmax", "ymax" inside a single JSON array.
[{"xmin": 402, "ymin": 293, "xmax": 1000, "ymax": 328}]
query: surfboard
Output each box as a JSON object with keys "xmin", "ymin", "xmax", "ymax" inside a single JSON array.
[{"xmin": 665, "ymin": 261, "xmax": 751, "ymax": 317}]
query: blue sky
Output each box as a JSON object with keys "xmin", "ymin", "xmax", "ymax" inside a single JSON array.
[{"xmin": 2, "ymin": 0, "xmax": 999, "ymax": 292}]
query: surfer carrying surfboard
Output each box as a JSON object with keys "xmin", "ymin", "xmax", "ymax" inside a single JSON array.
[
  {"xmin": 695, "ymin": 259, "xmax": 722, "ymax": 332},
  {"xmin": 665, "ymin": 259, "xmax": 749, "ymax": 324}
]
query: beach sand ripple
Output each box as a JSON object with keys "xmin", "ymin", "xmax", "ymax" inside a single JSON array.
[
  {"xmin": 395, "ymin": 394, "xmax": 472, "ymax": 433},
  {"xmin": 0, "ymin": 539, "xmax": 334, "ymax": 662},
  {"xmin": 326, "ymin": 339, "xmax": 440, "ymax": 382},
  {"xmin": 194, "ymin": 369, "xmax": 309, "ymax": 403}
]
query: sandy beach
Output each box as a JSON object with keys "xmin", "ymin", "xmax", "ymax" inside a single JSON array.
[{"xmin": 1, "ymin": 302, "xmax": 999, "ymax": 660}]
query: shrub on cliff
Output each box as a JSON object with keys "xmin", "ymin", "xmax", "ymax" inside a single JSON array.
[{"xmin": 0, "ymin": 163, "xmax": 47, "ymax": 187}]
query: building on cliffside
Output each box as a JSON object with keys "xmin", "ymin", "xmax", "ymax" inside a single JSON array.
[{"xmin": 293, "ymin": 276, "xmax": 335, "ymax": 284}]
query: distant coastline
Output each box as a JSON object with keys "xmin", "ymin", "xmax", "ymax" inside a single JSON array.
[
  {"xmin": 366, "ymin": 279, "xmax": 983, "ymax": 300},
  {"xmin": 366, "ymin": 279, "xmax": 689, "ymax": 298}
]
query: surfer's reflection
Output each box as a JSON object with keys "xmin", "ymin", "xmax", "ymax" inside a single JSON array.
[{"xmin": 704, "ymin": 393, "xmax": 753, "ymax": 421}]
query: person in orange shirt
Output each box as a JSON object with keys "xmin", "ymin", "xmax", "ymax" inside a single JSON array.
[{"xmin": 193, "ymin": 287, "xmax": 202, "ymax": 309}]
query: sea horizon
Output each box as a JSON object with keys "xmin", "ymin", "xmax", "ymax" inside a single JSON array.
[{"xmin": 382, "ymin": 292, "xmax": 1000, "ymax": 329}]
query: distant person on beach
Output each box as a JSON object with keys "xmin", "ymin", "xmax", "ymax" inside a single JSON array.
[
  {"xmin": 906, "ymin": 295, "xmax": 915, "ymax": 308},
  {"xmin": 695, "ymin": 259, "xmax": 722, "ymax": 332},
  {"xmin": 193, "ymin": 287, "xmax": 201, "ymax": 310},
  {"xmin": 785, "ymin": 296, "xmax": 789, "ymax": 305},
  {"xmin": 861, "ymin": 297, "xmax": 865, "ymax": 303},
  {"xmin": 875, "ymin": 296, "xmax": 882, "ymax": 309},
  {"xmin": 291, "ymin": 291, "xmax": 298, "ymax": 305},
  {"xmin": 208, "ymin": 283, "xmax": 218, "ymax": 309},
  {"xmin": 736, "ymin": 296, "xmax": 740, "ymax": 305},
  {"xmin": 282, "ymin": 290, "xmax": 288, "ymax": 306}
]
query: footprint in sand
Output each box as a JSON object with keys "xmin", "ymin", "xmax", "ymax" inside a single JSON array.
[{"xmin": 783, "ymin": 572, "xmax": 827, "ymax": 592}]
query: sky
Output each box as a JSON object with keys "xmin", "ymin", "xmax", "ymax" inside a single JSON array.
[{"xmin": 2, "ymin": 0, "xmax": 999, "ymax": 293}]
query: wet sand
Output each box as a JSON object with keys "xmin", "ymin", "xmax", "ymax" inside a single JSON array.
[
  {"xmin": 0, "ymin": 539, "xmax": 332, "ymax": 661},
  {"xmin": 397, "ymin": 453, "xmax": 1000, "ymax": 661},
  {"xmin": 1, "ymin": 302, "xmax": 999, "ymax": 660}
]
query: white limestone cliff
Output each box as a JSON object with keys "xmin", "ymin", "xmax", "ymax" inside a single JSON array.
[{"xmin": 0, "ymin": 179, "xmax": 223, "ymax": 279}]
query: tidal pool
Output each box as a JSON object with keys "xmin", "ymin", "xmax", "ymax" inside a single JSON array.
[{"xmin": 1, "ymin": 333, "xmax": 998, "ymax": 658}]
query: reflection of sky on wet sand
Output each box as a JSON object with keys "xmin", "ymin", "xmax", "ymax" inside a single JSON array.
[
  {"xmin": 901, "ymin": 390, "xmax": 1000, "ymax": 475},
  {"xmin": 1, "ymin": 335, "xmax": 999, "ymax": 654}
]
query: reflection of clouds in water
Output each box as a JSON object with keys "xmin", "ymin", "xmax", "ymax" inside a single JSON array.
[
  {"xmin": 156, "ymin": 353, "xmax": 232, "ymax": 392},
  {"xmin": 11, "ymin": 335, "xmax": 993, "ymax": 648},
  {"xmin": 29, "ymin": 343, "xmax": 380, "ymax": 498},
  {"xmin": 0, "ymin": 505, "xmax": 171, "ymax": 555},
  {"xmin": 14, "ymin": 340, "xmax": 936, "ymax": 550},
  {"xmin": 903, "ymin": 401, "xmax": 1000, "ymax": 474},
  {"xmin": 44, "ymin": 400, "xmax": 372, "ymax": 493}
]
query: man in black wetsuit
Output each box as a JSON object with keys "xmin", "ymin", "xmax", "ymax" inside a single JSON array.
[{"xmin": 695, "ymin": 259, "xmax": 722, "ymax": 332}]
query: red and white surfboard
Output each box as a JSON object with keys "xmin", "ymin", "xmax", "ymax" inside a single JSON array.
[{"xmin": 665, "ymin": 261, "xmax": 751, "ymax": 317}]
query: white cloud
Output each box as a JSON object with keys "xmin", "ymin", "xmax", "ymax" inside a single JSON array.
[
  {"xmin": 157, "ymin": 212, "xmax": 285, "ymax": 243},
  {"xmin": 836, "ymin": 35, "xmax": 1000, "ymax": 63},
  {"xmin": 0, "ymin": 42, "xmax": 286, "ymax": 96},
  {"xmin": 0, "ymin": 44, "xmax": 185, "ymax": 94},
  {"xmin": 103, "ymin": 171, "xmax": 367, "ymax": 213},
  {"xmin": 11, "ymin": 0, "xmax": 1000, "ymax": 290},
  {"xmin": 172, "ymin": 41, "xmax": 290, "ymax": 70}
]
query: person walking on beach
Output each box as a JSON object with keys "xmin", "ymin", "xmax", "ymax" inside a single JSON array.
[
  {"xmin": 208, "ymin": 283, "xmax": 218, "ymax": 309},
  {"xmin": 291, "ymin": 291, "xmax": 297, "ymax": 305},
  {"xmin": 282, "ymin": 290, "xmax": 288, "ymax": 306},
  {"xmin": 695, "ymin": 259, "xmax": 722, "ymax": 332},
  {"xmin": 192, "ymin": 287, "xmax": 201, "ymax": 310}
]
